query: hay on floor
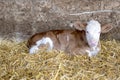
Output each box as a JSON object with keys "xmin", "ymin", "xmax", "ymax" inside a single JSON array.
[{"xmin": 0, "ymin": 39, "xmax": 119, "ymax": 80}]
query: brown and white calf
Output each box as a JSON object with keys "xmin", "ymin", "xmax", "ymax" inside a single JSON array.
[{"xmin": 27, "ymin": 20, "xmax": 113, "ymax": 57}]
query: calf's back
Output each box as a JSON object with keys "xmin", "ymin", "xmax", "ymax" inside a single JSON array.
[{"xmin": 27, "ymin": 30, "xmax": 90, "ymax": 55}]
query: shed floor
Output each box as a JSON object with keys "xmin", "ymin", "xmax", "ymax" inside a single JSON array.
[{"xmin": 0, "ymin": 40, "xmax": 119, "ymax": 80}]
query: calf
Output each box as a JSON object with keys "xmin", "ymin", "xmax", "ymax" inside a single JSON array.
[{"xmin": 27, "ymin": 20, "xmax": 113, "ymax": 57}]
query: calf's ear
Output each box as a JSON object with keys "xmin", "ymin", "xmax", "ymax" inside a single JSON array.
[
  {"xmin": 101, "ymin": 24, "xmax": 113, "ymax": 33},
  {"xmin": 72, "ymin": 21, "xmax": 87, "ymax": 31}
]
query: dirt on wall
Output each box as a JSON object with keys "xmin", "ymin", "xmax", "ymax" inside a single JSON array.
[{"xmin": 0, "ymin": 0, "xmax": 120, "ymax": 41}]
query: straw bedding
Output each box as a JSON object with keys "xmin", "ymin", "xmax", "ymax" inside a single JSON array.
[{"xmin": 0, "ymin": 39, "xmax": 119, "ymax": 80}]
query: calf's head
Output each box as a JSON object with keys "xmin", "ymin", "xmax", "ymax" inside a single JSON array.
[{"xmin": 73, "ymin": 20, "xmax": 113, "ymax": 48}]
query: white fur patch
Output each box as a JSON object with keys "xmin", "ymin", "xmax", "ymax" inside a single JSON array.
[
  {"xmin": 86, "ymin": 20, "xmax": 101, "ymax": 48},
  {"xmin": 29, "ymin": 37, "xmax": 53, "ymax": 54},
  {"xmin": 29, "ymin": 46, "xmax": 39, "ymax": 54},
  {"xmin": 85, "ymin": 20, "xmax": 101, "ymax": 57},
  {"xmin": 36, "ymin": 37, "xmax": 54, "ymax": 50},
  {"xmin": 86, "ymin": 47, "xmax": 100, "ymax": 57}
]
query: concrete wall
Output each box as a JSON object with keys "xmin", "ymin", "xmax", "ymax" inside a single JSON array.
[{"xmin": 0, "ymin": 0, "xmax": 120, "ymax": 41}]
